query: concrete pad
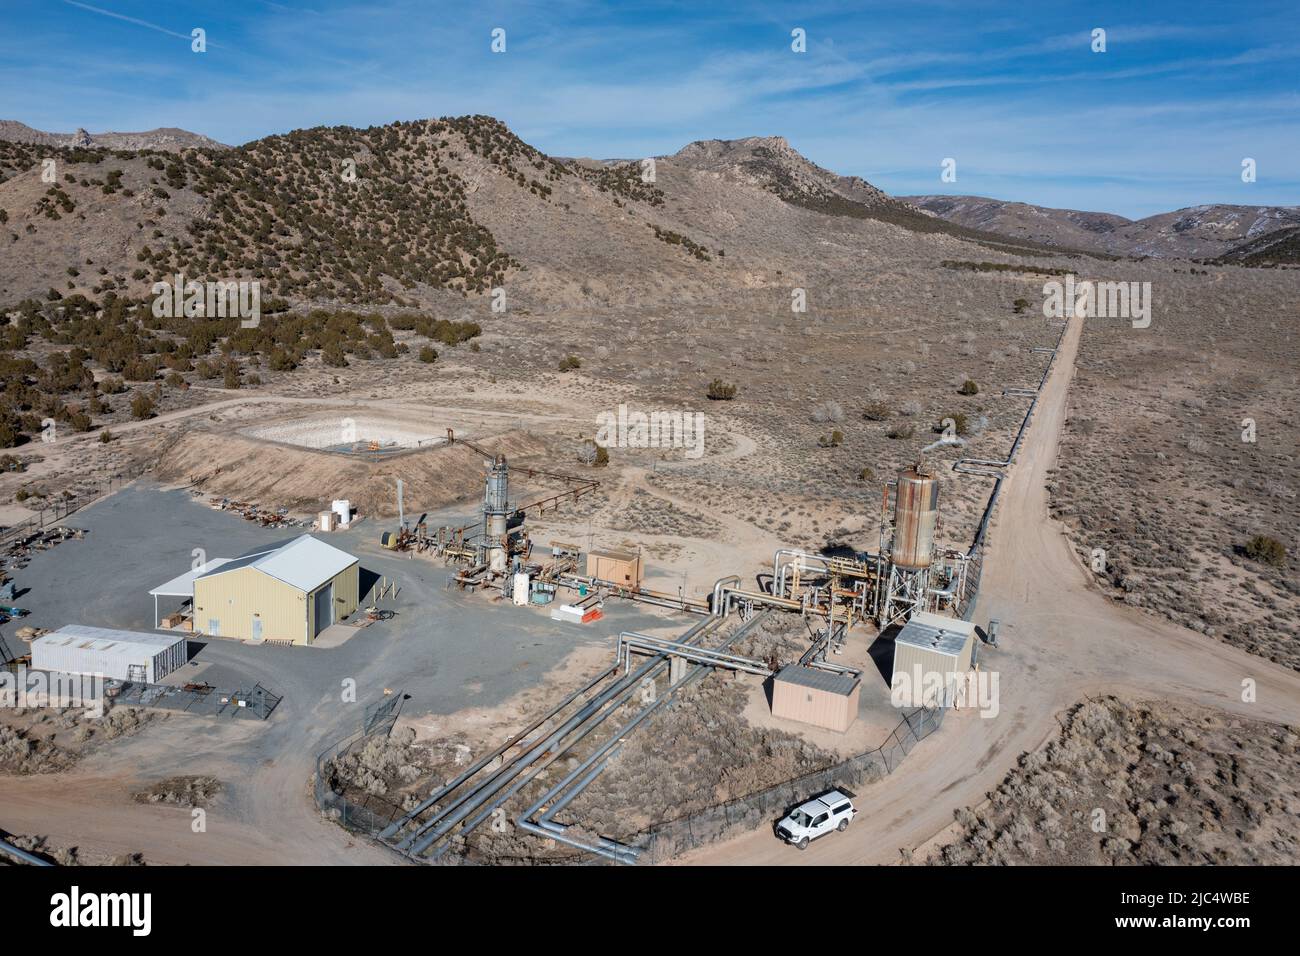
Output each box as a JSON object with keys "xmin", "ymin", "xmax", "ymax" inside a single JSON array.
[{"xmin": 310, "ymin": 621, "xmax": 365, "ymax": 648}]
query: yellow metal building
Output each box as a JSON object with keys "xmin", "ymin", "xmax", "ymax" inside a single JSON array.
[{"xmin": 192, "ymin": 535, "xmax": 360, "ymax": 645}]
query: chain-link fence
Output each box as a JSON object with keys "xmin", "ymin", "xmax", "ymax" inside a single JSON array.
[
  {"xmin": 313, "ymin": 689, "xmax": 948, "ymax": 865},
  {"xmin": 109, "ymin": 678, "xmax": 281, "ymax": 719},
  {"xmin": 958, "ymin": 545, "xmax": 984, "ymax": 622},
  {"xmin": 362, "ymin": 692, "xmax": 403, "ymax": 735},
  {"xmin": 0, "ymin": 461, "xmax": 150, "ymax": 549},
  {"xmin": 629, "ymin": 703, "xmax": 946, "ymax": 863},
  {"xmin": 313, "ymin": 693, "xmax": 409, "ymax": 836}
]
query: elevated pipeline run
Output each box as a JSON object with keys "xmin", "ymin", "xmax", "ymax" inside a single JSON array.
[
  {"xmin": 515, "ymin": 612, "xmax": 772, "ymax": 864},
  {"xmin": 378, "ymin": 613, "xmax": 763, "ymax": 863},
  {"xmin": 955, "ymin": 316, "xmax": 1071, "ymax": 556}
]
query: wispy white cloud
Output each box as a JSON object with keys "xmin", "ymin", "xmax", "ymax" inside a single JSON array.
[{"xmin": 61, "ymin": 0, "xmax": 210, "ymax": 45}]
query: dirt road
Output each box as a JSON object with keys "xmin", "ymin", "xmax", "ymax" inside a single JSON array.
[
  {"xmin": 0, "ymin": 767, "xmax": 395, "ymax": 866},
  {"xmin": 680, "ymin": 314, "xmax": 1300, "ymax": 865}
]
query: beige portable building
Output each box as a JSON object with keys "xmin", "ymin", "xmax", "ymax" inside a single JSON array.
[
  {"xmin": 771, "ymin": 664, "xmax": 861, "ymax": 733},
  {"xmin": 585, "ymin": 548, "xmax": 643, "ymax": 589},
  {"xmin": 890, "ymin": 611, "xmax": 976, "ymax": 708},
  {"xmin": 192, "ymin": 535, "xmax": 359, "ymax": 645}
]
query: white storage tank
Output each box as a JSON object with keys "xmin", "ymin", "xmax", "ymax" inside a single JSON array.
[
  {"xmin": 512, "ymin": 572, "xmax": 530, "ymax": 606},
  {"xmin": 332, "ymin": 499, "xmax": 352, "ymax": 527},
  {"xmin": 32, "ymin": 624, "xmax": 188, "ymax": 683}
]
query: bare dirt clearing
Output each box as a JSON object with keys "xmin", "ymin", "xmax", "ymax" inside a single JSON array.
[{"xmin": 154, "ymin": 424, "xmax": 550, "ymax": 517}]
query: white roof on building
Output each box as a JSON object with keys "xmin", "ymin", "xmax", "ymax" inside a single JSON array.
[
  {"xmin": 148, "ymin": 558, "xmax": 233, "ymax": 597},
  {"xmin": 796, "ymin": 789, "xmax": 854, "ymax": 815},
  {"xmin": 895, "ymin": 611, "xmax": 975, "ymax": 657},
  {"xmin": 198, "ymin": 534, "xmax": 357, "ymax": 593},
  {"xmin": 35, "ymin": 624, "xmax": 185, "ymax": 655}
]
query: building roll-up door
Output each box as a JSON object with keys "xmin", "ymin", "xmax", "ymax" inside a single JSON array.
[{"xmin": 313, "ymin": 583, "xmax": 334, "ymax": 637}]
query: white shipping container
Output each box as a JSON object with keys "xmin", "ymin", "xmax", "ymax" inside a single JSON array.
[{"xmin": 32, "ymin": 625, "xmax": 188, "ymax": 683}]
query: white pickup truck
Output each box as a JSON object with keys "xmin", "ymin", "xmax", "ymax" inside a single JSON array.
[{"xmin": 775, "ymin": 789, "xmax": 857, "ymax": 850}]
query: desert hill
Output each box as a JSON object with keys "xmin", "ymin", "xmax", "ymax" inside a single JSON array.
[
  {"xmin": 0, "ymin": 120, "xmax": 226, "ymax": 152},
  {"xmin": 905, "ymin": 193, "xmax": 1300, "ymax": 259},
  {"xmin": 0, "ymin": 116, "xmax": 1077, "ymax": 311}
]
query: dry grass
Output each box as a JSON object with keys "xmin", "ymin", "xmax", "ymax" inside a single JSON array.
[
  {"xmin": 0, "ymin": 704, "xmax": 158, "ymax": 775},
  {"xmin": 1049, "ymin": 267, "xmax": 1300, "ymax": 669},
  {"xmin": 928, "ymin": 696, "xmax": 1300, "ymax": 865},
  {"xmin": 569, "ymin": 678, "xmax": 838, "ymax": 839},
  {"xmin": 132, "ymin": 774, "xmax": 222, "ymax": 808}
]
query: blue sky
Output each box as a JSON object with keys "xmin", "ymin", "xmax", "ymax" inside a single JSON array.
[{"xmin": 2, "ymin": 0, "xmax": 1296, "ymax": 217}]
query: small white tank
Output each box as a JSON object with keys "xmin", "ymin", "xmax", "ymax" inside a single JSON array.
[{"xmin": 332, "ymin": 499, "xmax": 351, "ymax": 527}]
